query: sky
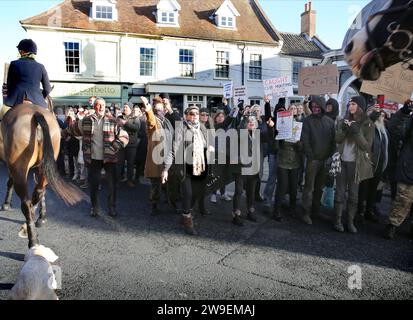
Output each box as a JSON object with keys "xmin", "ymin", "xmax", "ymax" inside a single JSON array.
[{"xmin": 0, "ymin": 0, "xmax": 371, "ymax": 81}]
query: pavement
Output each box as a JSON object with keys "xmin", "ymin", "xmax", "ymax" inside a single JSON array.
[{"xmin": 0, "ymin": 163, "xmax": 412, "ymax": 300}]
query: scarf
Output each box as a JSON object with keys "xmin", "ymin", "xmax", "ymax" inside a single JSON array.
[
  {"xmin": 187, "ymin": 121, "xmax": 205, "ymax": 176},
  {"xmin": 19, "ymin": 53, "xmax": 36, "ymax": 60}
]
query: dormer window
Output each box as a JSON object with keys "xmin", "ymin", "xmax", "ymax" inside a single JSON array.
[
  {"xmin": 96, "ymin": 5, "xmax": 113, "ymax": 19},
  {"xmin": 220, "ymin": 16, "xmax": 234, "ymax": 28},
  {"xmin": 90, "ymin": 0, "xmax": 118, "ymax": 21},
  {"xmin": 215, "ymin": 0, "xmax": 240, "ymax": 30},
  {"xmin": 156, "ymin": 0, "xmax": 181, "ymax": 27}
]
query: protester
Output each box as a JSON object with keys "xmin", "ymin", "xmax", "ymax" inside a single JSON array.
[
  {"xmin": 65, "ymin": 97, "xmax": 129, "ymax": 218},
  {"xmin": 384, "ymin": 100, "xmax": 413, "ymax": 239},
  {"xmin": 301, "ymin": 95, "xmax": 336, "ymax": 225},
  {"xmin": 333, "ymin": 96, "xmax": 375, "ymax": 233},
  {"xmin": 358, "ymin": 107, "xmax": 388, "ymax": 223}
]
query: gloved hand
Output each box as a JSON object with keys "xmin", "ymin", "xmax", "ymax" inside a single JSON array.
[
  {"xmin": 348, "ymin": 122, "xmax": 361, "ymax": 135},
  {"xmin": 401, "ymin": 100, "xmax": 413, "ymax": 114},
  {"xmin": 341, "ymin": 121, "xmax": 349, "ymax": 132},
  {"xmin": 110, "ymin": 140, "xmax": 123, "ymax": 152},
  {"xmin": 369, "ymin": 110, "xmax": 381, "ymax": 122}
]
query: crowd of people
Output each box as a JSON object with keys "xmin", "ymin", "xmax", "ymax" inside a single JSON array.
[
  {"xmin": 3, "ymin": 38, "xmax": 412, "ymax": 243},
  {"xmin": 58, "ymin": 93, "xmax": 413, "ymax": 240}
]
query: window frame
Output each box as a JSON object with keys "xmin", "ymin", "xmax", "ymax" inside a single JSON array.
[
  {"xmin": 64, "ymin": 41, "xmax": 81, "ymax": 74},
  {"xmin": 293, "ymin": 61, "xmax": 303, "ymax": 84},
  {"xmin": 94, "ymin": 4, "xmax": 115, "ymax": 21},
  {"xmin": 215, "ymin": 51, "xmax": 230, "ymax": 79},
  {"xmin": 249, "ymin": 54, "xmax": 262, "ymax": 81},
  {"xmin": 139, "ymin": 47, "xmax": 157, "ymax": 78},
  {"xmin": 179, "ymin": 48, "xmax": 195, "ymax": 78}
]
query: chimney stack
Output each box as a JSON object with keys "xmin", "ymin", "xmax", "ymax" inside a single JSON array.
[{"xmin": 301, "ymin": 1, "xmax": 316, "ymax": 38}]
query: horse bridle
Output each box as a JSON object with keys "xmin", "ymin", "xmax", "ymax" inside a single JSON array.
[{"xmin": 365, "ymin": 0, "xmax": 413, "ymax": 71}]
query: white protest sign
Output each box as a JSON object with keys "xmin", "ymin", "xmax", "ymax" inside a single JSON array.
[
  {"xmin": 276, "ymin": 111, "xmax": 294, "ymax": 140},
  {"xmin": 234, "ymin": 86, "xmax": 247, "ymax": 104},
  {"xmin": 285, "ymin": 121, "xmax": 303, "ymax": 143},
  {"xmin": 263, "ymin": 76, "xmax": 294, "ymax": 99},
  {"xmin": 223, "ymin": 82, "xmax": 233, "ymax": 99}
]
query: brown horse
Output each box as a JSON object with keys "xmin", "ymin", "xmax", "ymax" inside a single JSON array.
[{"xmin": 0, "ymin": 103, "xmax": 86, "ymax": 248}]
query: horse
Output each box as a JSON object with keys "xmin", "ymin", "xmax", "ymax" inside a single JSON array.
[
  {"xmin": 0, "ymin": 100, "xmax": 86, "ymax": 248},
  {"xmin": 343, "ymin": 0, "xmax": 413, "ymax": 80}
]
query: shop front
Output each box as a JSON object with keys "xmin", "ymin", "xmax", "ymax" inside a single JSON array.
[{"xmin": 50, "ymin": 82, "xmax": 129, "ymax": 111}]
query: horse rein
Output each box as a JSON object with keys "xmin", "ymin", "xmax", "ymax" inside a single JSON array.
[{"xmin": 365, "ymin": 0, "xmax": 413, "ymax": 71}]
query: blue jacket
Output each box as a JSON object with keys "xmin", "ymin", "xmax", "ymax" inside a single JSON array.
[{"xmin": 5, "ymin": 58, "xmax": 51, "ymax": 108}]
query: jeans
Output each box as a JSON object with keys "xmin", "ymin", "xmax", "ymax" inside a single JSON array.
[
  {"xmin": 274, "ymin": 167, "xmax": 299, "ymax": 210},
  {"xmin": 335, "ymin": 161, "xmax": 358, "ymax": 212}
]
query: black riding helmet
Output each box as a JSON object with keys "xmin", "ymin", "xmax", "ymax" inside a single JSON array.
[{"xmin": 17, "ymin": 39, "xmax": 38, "ymax": 55}]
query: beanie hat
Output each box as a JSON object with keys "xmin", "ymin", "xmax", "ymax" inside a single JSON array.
[
  {"xmin": 199, "ymin": 108, "xmax": 209, "ymax": 114},
  {"xmin": 184, "ymin": 105, "xmax": 199, "ymax": 115},
  {"xmin": 349, "ymin": 96, "xmax": 367, "ymax": 112}
]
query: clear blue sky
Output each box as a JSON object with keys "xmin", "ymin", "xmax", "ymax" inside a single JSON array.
[{"xmin": 0, "ymin": 0, "xmax": 370, "ymax": 81}]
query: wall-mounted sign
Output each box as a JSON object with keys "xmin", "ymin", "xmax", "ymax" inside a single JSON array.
[{"xmin": 50, "ymin": 82, "xmax": 122, "ymax": 98}]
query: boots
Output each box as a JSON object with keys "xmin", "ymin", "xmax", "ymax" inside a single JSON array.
[
  {"xmin": 181, "ymin": 213, "xmax": 197, "ymax": 235},
  {"xmin": 347, "ymin": 206, "xmax": 358, "ymax": 234},
  {"xmin": 365, "ymin": 210, "xmax": 379, "ymax": 223},
  {"xmin": 232, "ymin": 209, "xmax": 244, "ymax": 226},
  {"xmin": 247, "ymin": 207, "xmax": 258, "ymax": 222},
  {"xmin": 333, "ymin": 203, "xmax": 344, "ymax": 232},
  {"xmin": 151, "ymin": 203, "xmax": 160, "ymax": 216},
  {"xmin": 272, "ymin": 207, "xmax": 282, "ymax": 222},
  {"xmin": 301, "ymin": 211, "xmax": 312, "ymax": 225},
  {"xmin": 384, "ymin": 224, "xmax": 397, "ymax": 239}
]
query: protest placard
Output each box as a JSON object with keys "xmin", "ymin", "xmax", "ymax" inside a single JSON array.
[
  {"xmin": 223, "ymin": 82, "xmax": 233, "ymax": 99},
  {"xmin": 263, "ymin": 76, "xmax": 293, "ymax": 99},
  {"xmin": 298, "ymin": 65, "xmax": 338, "ymax": 96},
  {"xmin": 285, "ymin": 121, "xmax": 303, "ymax": 143},
  {"xmin": 361, "ymin": 63, "xmax": 413, "ymax": 104},
  {"xmin": 234, "ymin": 85, "xmax": 247, "ymax": 104},
  {"xmin": 275, "ymin": 111, "xmax": 294, "ymax": 140}
]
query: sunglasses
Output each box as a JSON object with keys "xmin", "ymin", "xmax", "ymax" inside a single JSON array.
[
  {"xmin": 200, "ymin": 112, "xmax": 209, "ymax": 116},
  {"xmin": 188, "ymin": 112, "xmax": 199, "ymax": 116}
]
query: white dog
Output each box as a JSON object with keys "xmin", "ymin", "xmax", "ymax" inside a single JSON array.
[{"xmin": 10, "ymin": 245, "xmax": 59, "ymax": 300}]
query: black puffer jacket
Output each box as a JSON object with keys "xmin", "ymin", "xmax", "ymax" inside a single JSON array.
[
  {"xmin": 301, "ymin": 96, "xmax": 336, "ymax": 161},
  {"xmin": 118, "ymin": 114, "xmax": 141, "ymax": 148},
  {"xmin": 326, "ymin": 98, "xmax": 339, "ymax": 121}
]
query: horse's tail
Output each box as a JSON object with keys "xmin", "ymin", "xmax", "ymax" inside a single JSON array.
[{"xmin": 33, "ymin": 112, "xmax": 87, "ymax": 206}]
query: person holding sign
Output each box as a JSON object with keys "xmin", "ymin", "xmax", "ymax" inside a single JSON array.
[
  {"xmin": 273, "ymin": 105, "xmax": 304, "ymax": 221},
  {"xmin": 333, "ymin": 96, "xmax": 375, "ymax": 234},
  {"xmin": 301, "ymin": 96, "xmax": 336, "ymax": 225}
]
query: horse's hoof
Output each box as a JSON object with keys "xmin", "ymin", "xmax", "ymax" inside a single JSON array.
[
  {"xmin": 35, "ymin": 218, "xmax": 47, "ymax": 228},
  {"xmin": 18, "ymin": 223, "xmax": 28, "ymax": 239},
  {"xmin": 1, "ymin": 204, "xmax": 11, "ymax": 211}
]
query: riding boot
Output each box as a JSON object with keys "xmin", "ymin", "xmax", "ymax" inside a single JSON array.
[
  {"xmin": 181, "ymin": 212, "xmax": 197, "ymax": 236},
  {"xmin": 333, "ymin": 203, "xmax": 344, "ymax": 232},
  {"xmin": 347, "ymin": 205, "xmax": 358, "ymax": 234}
]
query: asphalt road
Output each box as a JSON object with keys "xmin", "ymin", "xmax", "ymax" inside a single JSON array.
[{"xmin": 0, "ymin": 163, "xmax": 412, "ymax": 300}]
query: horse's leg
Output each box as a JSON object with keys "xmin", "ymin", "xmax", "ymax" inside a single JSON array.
[
  {"xmin": 13, "ymin": 172, "xmax": 38, "ymax": 248},
  {"xmin": 32, "ymin": 169, "xmax": 47, "ymax": 228},
  {"xmin": 1, "ymin": 178, "xmax": 14, "ymax": 211}
]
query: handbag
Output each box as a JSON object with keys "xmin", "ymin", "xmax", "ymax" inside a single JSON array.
[{"xmin": 329, "ymin": 152, "xmax": 342, "ymax": 177}]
